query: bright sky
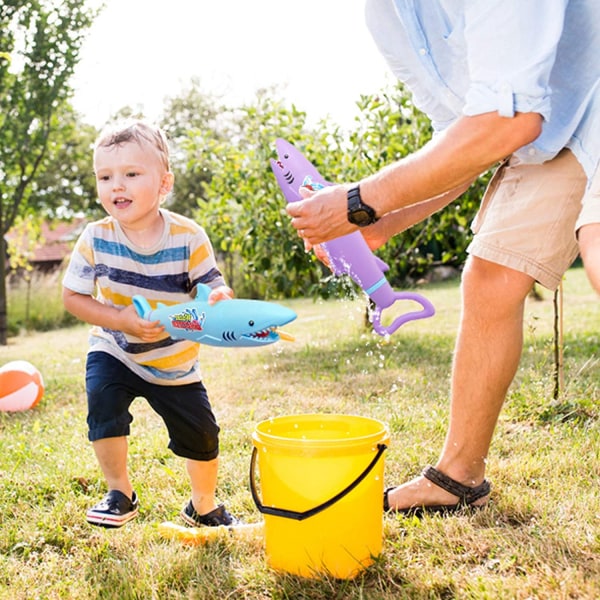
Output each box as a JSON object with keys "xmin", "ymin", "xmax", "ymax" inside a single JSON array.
[{"xmin": 72, "ymin": 0, "xmax": 393, "ymax": 129}]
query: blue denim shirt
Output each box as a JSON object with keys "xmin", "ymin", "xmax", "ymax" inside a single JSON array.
[{"xmin": 365, "ymin": 0, "xmax": 600, "ymax": 179}]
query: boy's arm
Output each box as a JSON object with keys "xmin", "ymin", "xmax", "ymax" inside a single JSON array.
[{"xmin": 62, "ymin": 288, "xmax": 164, "ymax": 342}]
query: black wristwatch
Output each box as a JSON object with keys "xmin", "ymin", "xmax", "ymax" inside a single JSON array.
[{"xmin": 347, "ymin": 185, "xmax": 379, "ymax": 227}]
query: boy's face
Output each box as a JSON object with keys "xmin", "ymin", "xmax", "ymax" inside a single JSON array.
[{"xmin": 94, "ymin": 140, "xmax": 173, "ymax": 231}]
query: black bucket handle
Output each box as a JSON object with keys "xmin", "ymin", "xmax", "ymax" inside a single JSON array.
[{"xmin": 250, "ymin": 443, "xmax": 387, "ymax": 521}]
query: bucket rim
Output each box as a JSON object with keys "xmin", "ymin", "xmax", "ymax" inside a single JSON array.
[{"xmin": 252, "ymin": 413, "xmax": 389, "ymax": 449}]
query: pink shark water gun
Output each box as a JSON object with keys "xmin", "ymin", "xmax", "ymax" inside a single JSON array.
[{"xmin": 270, "ymin": 138, "xmax": 435, "ymax": 336}]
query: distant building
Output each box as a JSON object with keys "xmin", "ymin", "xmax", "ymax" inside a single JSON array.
[{"xmin": 5, "ymin": 218, "xmax": 86, "ymax": 274}]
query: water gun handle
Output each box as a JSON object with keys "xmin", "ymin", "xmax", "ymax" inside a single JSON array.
[
  {"xmin": 371, "ymin": 292, "xmax": 435, "ymax": 336},
  {"xmin": 132, "ymin": 295, "xmax": 152, "ymax": 320}
]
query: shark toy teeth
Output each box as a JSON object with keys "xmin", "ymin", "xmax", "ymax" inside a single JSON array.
[{"xmin": 132, "ymin": 284, "xmax": 296, "ymax": 348}]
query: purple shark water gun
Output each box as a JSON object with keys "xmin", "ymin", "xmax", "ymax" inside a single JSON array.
[
  {"xmin": 270, "ymin": 138, "xmax": 435, "ymax": 336},
  {"xmin": 133, "ymin": 283, "xmax": 296, "ymax": 347}
]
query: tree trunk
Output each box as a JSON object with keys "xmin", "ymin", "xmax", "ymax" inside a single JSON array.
[{"xmin": 0, "ymin": 231, "xmax": 8, "ymax": 345}]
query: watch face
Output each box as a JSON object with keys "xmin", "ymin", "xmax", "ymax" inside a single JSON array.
[{"xmin": 350, "ymin": 209, "xmax": 372, "ymax": 225}]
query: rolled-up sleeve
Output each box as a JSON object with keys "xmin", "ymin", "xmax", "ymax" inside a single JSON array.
[{"xmin": 463, "ymin": 0, "xmax": 568, "ymax": 119}]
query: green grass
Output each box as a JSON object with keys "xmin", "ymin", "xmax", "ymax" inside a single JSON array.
[
  {"xmin": 7, "ymin": 271, "xmax": 78, "ymax": 335},
  {"xmin": 0, "ymin": 267, "xmax": 598, "ymax": 599}
]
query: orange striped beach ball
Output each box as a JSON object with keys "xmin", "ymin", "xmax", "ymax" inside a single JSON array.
[{"xmin": 0, "ymin": 360, "xmax": 45, "ymax": 412}]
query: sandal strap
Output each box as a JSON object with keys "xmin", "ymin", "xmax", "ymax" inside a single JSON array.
[{"xmin": 422, "ymin": 465, "xmax": 491, "ymax": 505}]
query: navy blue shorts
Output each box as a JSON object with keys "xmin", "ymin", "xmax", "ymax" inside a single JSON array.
[{"xmin": 85, "ymin": 352, "xmax": 220, "ymax": 461}]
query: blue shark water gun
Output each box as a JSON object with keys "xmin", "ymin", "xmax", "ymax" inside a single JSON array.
[
  {"xmin": 271, "ymin": 138, "xmax": 435, "ymax": 336},
  {"xmin": 132, "ymin": 284, "xmax": 296, "ymax": 347}
]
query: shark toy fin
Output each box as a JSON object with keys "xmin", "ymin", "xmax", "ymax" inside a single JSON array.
[{"xmin": 194, "ymin": 283, "xmax": 212, "ymax": 302}]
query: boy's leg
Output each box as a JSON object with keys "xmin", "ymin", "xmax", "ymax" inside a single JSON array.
[
  {"xmin": 145, "ymin": 380, "xmax": 238, "ymax": 525},
  {"xmin": 181, "ymin": 455, "xmax": 238, "ymax": 525},
  {"xmin": 92, "ymin": 436, "xmax": 133, "ymax": 500},
  {"xmin": 87, "ymin": 436, "xmax": 138, "ymax": 528},
  {"xmin": 186, "ymin": 457, "xmax": 219, "ymax": 515},
  {"xmin": 85, "ymin": 352, "xmax": 138, "ymax": 527}
]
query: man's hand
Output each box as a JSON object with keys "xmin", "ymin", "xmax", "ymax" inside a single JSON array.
[{"xmin": 286, "ymin": 184, "xmax": 357, "ymax": 245}]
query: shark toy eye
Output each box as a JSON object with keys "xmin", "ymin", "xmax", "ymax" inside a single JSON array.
[
  {"xmin": 284, "ymin": 153, "xmax": 289, "ymax": 159},
  {"xmin": 248, "ymin": 320, "xmax": 255, "ymax": 327}
]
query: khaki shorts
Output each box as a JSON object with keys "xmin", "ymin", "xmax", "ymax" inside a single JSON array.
[{"xmin": 468, "ymin": 148, "xmax": 595, "ymax": 290}]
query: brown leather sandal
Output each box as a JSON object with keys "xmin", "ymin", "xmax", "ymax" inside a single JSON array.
[{"xmin": 384, "ymin": 465, "xmax": 491, "ymax": 516}]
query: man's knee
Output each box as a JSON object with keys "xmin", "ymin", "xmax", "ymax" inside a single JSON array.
[{"xmin": 461, "ymin": 257, "xmax": 535, "ymax": 307}]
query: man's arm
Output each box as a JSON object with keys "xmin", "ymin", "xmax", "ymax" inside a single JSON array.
[
  {"xmin": 360, "ymin": 182, "xmax": 472, "ymax": 251},
  {"xmin": 287, "ymin": 111, "xmax": 542, "ymax": 245}
]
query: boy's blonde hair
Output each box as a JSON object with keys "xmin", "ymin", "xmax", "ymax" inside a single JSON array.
[{"xmin": 94, "ymin": 120, "xmax": 171, "ymax": 172}]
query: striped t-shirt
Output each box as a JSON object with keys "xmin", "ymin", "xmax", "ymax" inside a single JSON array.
[{"xmin": 62, "ymin": 209, "xmax": 225, "ymax": 385}]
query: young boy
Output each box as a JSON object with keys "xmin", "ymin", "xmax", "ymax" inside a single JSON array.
[{"xmin": 63, "ymin": 120, "xmax": 238, "ymax": 529}]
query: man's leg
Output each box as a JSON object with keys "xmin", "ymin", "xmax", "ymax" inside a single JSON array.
[
  {"xmin": 578, "ymin": 223, "xmax": 600, "ymax": 294},
  {"xmin": 385, "ymin": 257, "xmax": 534, "ymax": 510}
]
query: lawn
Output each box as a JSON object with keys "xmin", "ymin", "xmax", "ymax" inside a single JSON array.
[{"xmin": 0, "ymin": 267, "xmax": 598, "ymax": 599}]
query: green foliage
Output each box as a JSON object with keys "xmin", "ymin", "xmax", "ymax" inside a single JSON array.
[
  {"xmin": 186, "ymin": 89, "xmax": 331, "ymax": 298},
  {"xmin": 180, "ymin": 82, "xmax": 490, "ymax": 300},
  {"xmin": 5, "ymin": 216, "xmax": 41, "ymax": 273},
  {"xmin": 7, "ymin": 270, "xmax": 78, "ymax": 336},
  {"xmin": 0, "ymin": 0, "xmax": 97, "ymax": 226},
  {"xmin": 0, "ymin": 0, "xmax": 97, "ymax": 343},
  {"xmin": 31, "ymin": 105, "xmax": 100, "ymax": 219},
  {"xmin": 159, "ymin": 78, "xmax": 228, "ymax": 218}
]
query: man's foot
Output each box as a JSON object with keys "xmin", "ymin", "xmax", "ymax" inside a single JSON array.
[
  {"xmin": 384, "ymin": 466, "xmax": 490, "ymax": 516},
  {"xmin": 87, "ymin": 490, "xmax": 139, "ymax": 528},
  {"xmin": 180, "ymin": 501, "xmax": 240, "ymax": 527}
]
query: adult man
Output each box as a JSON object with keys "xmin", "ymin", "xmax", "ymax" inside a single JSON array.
[{"xmin": 286, "ymin": 0, "xmax": 600, "ymax": 513}]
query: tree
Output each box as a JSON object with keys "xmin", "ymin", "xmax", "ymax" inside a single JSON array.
[
  {"xmin": 27, "ymin": 104, "xmax": 100, "ymax": 219},
  {"xmin": 185, "ymin": 82, "xmax": 490, "ymax": 300},
  {"xmin": 0, "ymin": 0, "xmax": 96, "ymax": 344},
  {"xmin": 186, "ymin": 88, "xmax": 330, "ymax": 298},
  {"xmin": 159, "ymin": 78, "xmax": 227, "ymax": 218}
]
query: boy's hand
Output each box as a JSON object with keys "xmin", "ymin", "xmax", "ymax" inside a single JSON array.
[
  {"xmin": 208, "ymin": 285, "xmax": 234, "ymax": 305},
  {"xmin": 118, "ymin": 304, "xmax": 165, "ymax": 342}
]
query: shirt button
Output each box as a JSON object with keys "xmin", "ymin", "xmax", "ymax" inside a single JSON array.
[
  {"xmin": 419, "ymin": 48, "xmax": 427, "ymax": 55},
  {"xmin": 528, "ymin": 148, "xmax": 536, "ymax": 156}
]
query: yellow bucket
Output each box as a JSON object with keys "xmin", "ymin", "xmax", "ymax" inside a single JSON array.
[{"xmin": 250, "ymin": 414, "xmax": 389, "ymax": 579}]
